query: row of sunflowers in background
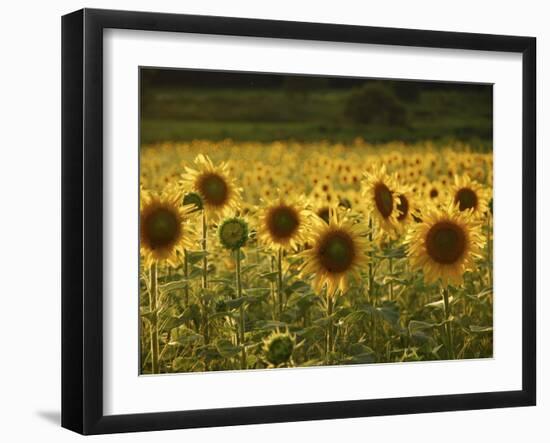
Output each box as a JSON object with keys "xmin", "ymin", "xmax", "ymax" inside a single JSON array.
[{"xmin": 139, "ymin": 139, "xmax": 493, "ymax": 374}]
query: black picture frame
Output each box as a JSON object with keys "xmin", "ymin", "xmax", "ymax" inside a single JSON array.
[{"xmin": 61, "ymin": 8, "xmax": 536, "ymax": 435}]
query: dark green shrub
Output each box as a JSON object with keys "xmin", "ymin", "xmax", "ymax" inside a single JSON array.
[
  {"xmin": 345, "ymin": 83, "xmax": 408, "ymax": 126},
  {"xmin": 282, "ymin": 76, "xmax": 329, "ymax": 95},
  {"xmin": 392, "ymin": 81, "xmax": 421, "ymax": 102}
]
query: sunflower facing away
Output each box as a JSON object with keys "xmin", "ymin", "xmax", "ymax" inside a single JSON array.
[
  {"xmin": 362, "ymin": 165, "xmax": 400, "ymax": 234},
  {"xmin": 181, "ymin": 154, "xmax": 241, "ymax": 217},
  {"xmin": 218, "ymin": 217, "xmax": 249, "ymax": 251},
  {"xmin": 451, "ymin": 174, "xmax": 490, "ymax": 217},
  {"xmin": 405, "ymin": 203, "xmax": 485, "ymax": 287},
  {"xmin": 262, "ymin": 330, "xmax": 295, "ymax": 367},
  {"xmin": 301, "ymin": 210, "xmax": 369, "ymax": 295},
  {"xmin": 140, "ymin": 188, "xmax": 196, "ymax": 267},
  {"xmin": 258, "ymin": 196, "xmax": 311, "ymax": 250}
]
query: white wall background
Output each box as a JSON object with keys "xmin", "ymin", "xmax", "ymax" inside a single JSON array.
[{"xmin": 0, "ymin": 1, "xmax": 545, "ymax": 441}]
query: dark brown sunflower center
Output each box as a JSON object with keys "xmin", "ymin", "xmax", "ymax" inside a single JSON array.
[
  {"xmin": 429, "ymin": 188, "xmax": 439, "ymax": 199},
  {"xmin": 197, "ymin": 173, "xmax": 228, "ymax": 207},
  {"xmin": 318, "ymin": 230, "xmax": 355, "ymax": 273},
  {"xmin": 267, "ymin": 205, "xmax": 300, "ymax": 239},
  {"xmin": 454, "ymin": 187, "xmax": 478, "ymax": 211},
  {"xmin": 426, "ymin": 221, "xmax": 466, "ymax": 265},
  {"xmin": 396, "ymin": 194, "xmax": 409, "ymax": 221},
  {"xmin": 317, "ymin": 207, "xmax": 330, "ymax": 224},
  {"xmin": 374, "ymin": 182, "xmax": 393, "ymax": 218},
  {"xmin": 142, "ymin": 208, "xmax": 180, "ymax": 249}
]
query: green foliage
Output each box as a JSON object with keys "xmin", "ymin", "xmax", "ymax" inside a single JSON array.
[
  {"xmin": 140, "ymin": 86, "xmax": 492, "ymax": 148},
  {"xmin": 345, "ymin": 83, "xmax": 408, "ymax": 126},
  {"xmin": 140, "ymin": 242, "xmax": 493, "ymax": 374},
  {"xmin": 282, "ymin": 76, "xmax": 329, "ymax": 95},
  {"xmin": 392, "ymin": 81, "xmax": 421, "ymax": 102}
]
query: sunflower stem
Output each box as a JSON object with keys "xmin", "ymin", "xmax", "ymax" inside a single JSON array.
[
  {"xmin": 486, "ymin": 213, "xmax": 492, "ymax": 286},
  {"xmin": 149, "ymin": 263, "xmax": 160, "ymax": 374},
  {"xmin": 277, "ymin": 247, "xmax": 284, "ymax": 319},
  {"xmin": 325, "ymin": 289, "xmax": 334, "ymax": 365},
  {"xmin": 235, "ymin": 248, "xmax": 247, "ymax": 369},
  {"xmin": 269, "ymin": 256, "xmax": 277, "ymax": 320},
  {"xmin": 183, "ymin": 249, "xmax": 189, "ymax": 308},
  {"xmin": 442, "ymin": 286, "xmax": 455, "ymax": 359},
  {"xmin": 368, "ymin": 217, "xmax": 377, "ymax": 353},
  {"xmin": 201, "ymin": 210, "xmax": 208, "ymax": 289},
  {"xmin": 201, "ymin": 210, "xmax": 210, "ymax": 346},
  {"xmin": 389, "ymin": 256, "xmax": 394, "ymax": 301},
  {"xmin": 368, "ymin": 218, "xmax": 375, "ymax": 303}
]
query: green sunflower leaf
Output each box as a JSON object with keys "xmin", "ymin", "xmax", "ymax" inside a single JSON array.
[
  {"xmin": 215, "ymin": 339, "xmax": 242, "ymax": 358},
  {"xmin": 185, "ymin": 250, "xmax": 209, "ymax": 265}
]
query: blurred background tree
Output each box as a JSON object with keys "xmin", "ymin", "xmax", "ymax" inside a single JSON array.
[{"xmin": 345, "ymin": 82, "xmax": 408, "ymax": 126}]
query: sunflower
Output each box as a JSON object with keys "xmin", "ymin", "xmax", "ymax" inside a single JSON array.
[
  {"xmin": 300, "ymin": 210, "xmax": 369, "ymax": 295},
  {"xmin": 315, "ymin": 205, "xmax": 331, "ymax": 224},
  {"xmin": 182, "ymin": 191, "xmax": 204, "ymax": 213},
  {"xmin": 451, "ymin": 174, "xmax": 490, "ymax": 217},
  {"xmin": 405, "ymin": 204, "xmax": 485, "ymax": 287},
  {"xmin": 307, "ymin": 185, "xmax": 339, "ymax": 225},
  {"xmin": 307, "ymin": 194, "xmax": 335, "ymax": 225},
  {"xmin": 262, "ymin": 330, "xmax": 295, "ymax": 367},
  {"xmin": 394, "ymin": 184, "xmax": 418, "ymax": 233},
  {"xmin": 140, "ymin": 188, "xmax": 196, "ymax": 268},
  {"xmin": 258, "ymin": 196, "xmax": 311, "ymax": 250},
  {"xmin": 312, "ymin": 179, "xmax": 338, "ymax": 208},
  {"xmin": 362, "ymin": 165, "xmax": 400, "ymax": 234},
  {"xmin": 218, "ymin": 217, "xmax": 249, "ymax": 250},
  {"xmin": 423, "ymin": 179, "xmax": 449, "ymax": 208},
  {"xmin": 181, "ymin": 154, "xmax": 241, "ymax": 217},
  {"xmin": 427, "ymin": 181, "xmax": 441, "ymax": 200}
]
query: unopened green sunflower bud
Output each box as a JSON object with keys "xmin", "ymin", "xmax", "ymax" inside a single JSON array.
[
  {"xmin": 218, "ymin": 217, "xmax": 249, "ymax": 250},
  {"xmin": 263, "ymin": 332, "xmax": 295, "ymax": 366}
]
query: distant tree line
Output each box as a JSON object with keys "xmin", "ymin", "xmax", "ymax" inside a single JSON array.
[{"xmin": 140, "ymin": 68, "xmax": 492, "ymax": 96}]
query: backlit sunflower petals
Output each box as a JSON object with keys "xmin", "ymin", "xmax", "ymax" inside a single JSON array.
[
  {"xmin": 362, "ymin": 165, "xmax": 401, "ymax": 237},
  {"xmin": 299, "ymin": 209, "xmax": 369, "ymax": 296},
  {"xmin": 451, "ymin": 174, "xmax": 491, "ymax": 217},
  {"xmin": 258, "ymin": 195, "xmax": 313, "ymax": 251},
  {"xmin": 405, "ymin": 203, "xmax": 485, "ymax": 287},
  {"xmin": 180, "ymin": 153, "xmax": 242, "ymax": 218},
  {"xmin": 140, "ymin": 187, "xmax": 196, "ymax": 268}
]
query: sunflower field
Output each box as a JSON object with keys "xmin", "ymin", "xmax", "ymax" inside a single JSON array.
[{"xmin": 139, "ymin": 139, "xmax": 493, "ymax": 374}]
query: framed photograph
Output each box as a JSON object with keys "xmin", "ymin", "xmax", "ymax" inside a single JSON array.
[{"xmin": 61, "ymin": 8, "xmax": 536, "ymax": 435}]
